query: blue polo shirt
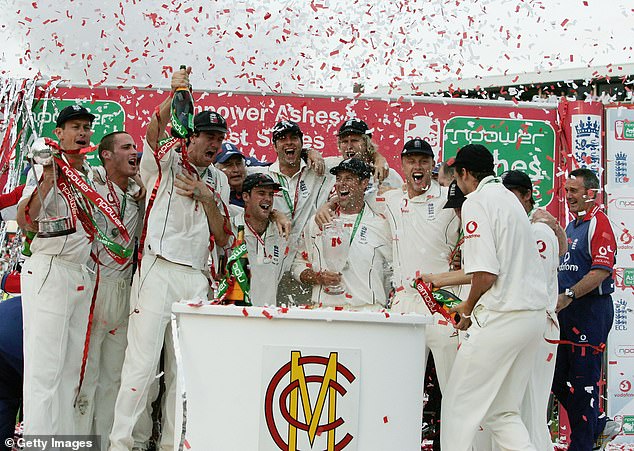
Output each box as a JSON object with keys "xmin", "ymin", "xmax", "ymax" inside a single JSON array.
[{"xmin": 558, "ymin": 205, "xmax": 616, "ymax": 296}]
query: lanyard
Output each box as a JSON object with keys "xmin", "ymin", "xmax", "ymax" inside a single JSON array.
[
  {"xmin": 276, "ymin": 168, "xmax": 303, "ymax": 218},
  {"xmin": 348, "ymin": 205, "xmax": 365, "ymax": 245},
  {"xmin": 245, "ymin": 220, "xmax": 266, "ymax": 247}
]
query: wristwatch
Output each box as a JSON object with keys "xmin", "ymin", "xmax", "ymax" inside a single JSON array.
[{"xmin": 564, "ymin": 288, "xmax": 576, "ymax": 300}]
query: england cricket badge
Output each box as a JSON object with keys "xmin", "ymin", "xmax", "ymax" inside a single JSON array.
[{"xmin": 358, "ymin": 226, "xmax": 368, "ymax": 244}]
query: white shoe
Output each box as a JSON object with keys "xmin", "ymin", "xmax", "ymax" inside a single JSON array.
[{"xmin": 593, "ymin": 418, "xmax": 621, "ymax": 450}]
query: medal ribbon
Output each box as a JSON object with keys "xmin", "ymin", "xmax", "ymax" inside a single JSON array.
[
  {"xmin": 348, "ymin": 205, "xmax": 365, "ymax": 245},
  {"xmin": 276, "ymin": 168, "xmax": 303, "ymax": 218}
]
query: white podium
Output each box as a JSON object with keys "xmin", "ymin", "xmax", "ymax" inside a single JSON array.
[{"xmin": 172, "ymin": 304, "xmax": 430, "ymax": 451}]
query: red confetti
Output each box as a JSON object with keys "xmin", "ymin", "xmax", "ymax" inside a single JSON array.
[
  {"xmin": 263, "ymin": 12, "xmax": 271, "ymax": 19},
  {"xmin": 242, "ymin": 308, "xmax": 249, "ymax": 317},
  {"xmin": 383, "ymin": 416, "xmax": 389, "ymax": 423},
  {"xmin": 572, "ymin": 327, "xmax": 580, "ymax": 335},
  {"xmin": 262, "ymin": 310, "xmax": 273, "ymax": 319},
  {"xmin": 547, "ymin": 352, "xmax": 554, "ymax": 362},
  {"xmin": 335, "ymin": 306, "xmax": 344, "ymax": 310},
  {"xmin": 77, "ymin": 285, "xmax": 85, "ymax": 291},
  {"xmin": 184, "ymin": 440, "xmax": 191, "ymax": 450},
  {"xmin": 561, "ymin": 18, "xmax": 569, "ymax": 27}
]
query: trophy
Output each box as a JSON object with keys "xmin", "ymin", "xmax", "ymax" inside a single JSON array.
[
  {"xmin": 321, "ymin": 218, "xmax": 350, "ymax": 295},
  {"xmin": 29, "ymin": 137, "xmax": 76, "ymax": 238}
]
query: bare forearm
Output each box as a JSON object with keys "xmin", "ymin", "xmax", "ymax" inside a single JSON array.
[
  {"xmin": 426, "ymin": 269, "xmax": 471, "ymax": 288},
  {"xmin": 568, "ymin": 269, "xmax": 611, "ymax": 299},
  {"xmin": 146, "ymin": 95, "xmax": 172, "ymax": 151},
  {"xmin": 464, "ymin": 272, "xmax": 497, "ymax": 310}
]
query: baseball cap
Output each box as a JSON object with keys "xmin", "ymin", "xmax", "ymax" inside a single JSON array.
[
  {"xmin": 501, "ymin": 170, "xmax": 532, "ymax": 191},
  {"xmin": 329, "ymin": 158, "xmax": 372, "ymax": 179},
  {"xmin": 242, "ymin": 173, "xmax": 282, "ymax": 193},
  {"xmin": 338, "ymin": 118, "xmax": 371, "ymax": 138},
  {"xmin": 401, "ymin": 138, "xmax": 434, "ymax": 158},
  {"xmin": 216, "ymin": 143, "xmax": 271, "ymax": 167},
  {"xmin": 444, "ymin": 180, "xmax": 466, "ymax": 209},
  {"xmin": 272, "ymin": 120, "xmax": 303, "ymax": 143},
  {"xmin": 216, "ymin": 143, "xmax": 245, "ymax": 164},
  {"xmin": 193, "ymin": 111, "xmax": 228, "ymax": 134},
  {"xmin": 447, "ymin": 144, "xmax": 494, "ymax": 173},
  {"xmin": 56, "ymin": 105, "xmax": 96, "ymax": 127}
]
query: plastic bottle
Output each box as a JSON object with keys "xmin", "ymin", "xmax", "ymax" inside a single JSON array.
[{"xmin": 170, "ymin": 65, "xmax": 194, "ymax": 138}]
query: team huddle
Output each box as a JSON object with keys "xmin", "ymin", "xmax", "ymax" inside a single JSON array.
[{"xmin": 14, "ymin": 67, "xmax": 619, "ymax": 450}]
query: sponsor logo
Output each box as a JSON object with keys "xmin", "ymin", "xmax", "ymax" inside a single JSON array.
[
  {"xmin": 466, "ymin": 221, "xmax": 478, "ymax": 234},
  {"xmin": 616, "ymin": 345, "xmax": 634, "ymax": 357},
  {"xmin": 264, "ymin": 351, "xmax": 356, "ymax": 450},
  {"xmin": 559, "ymin": 252, "xmax": 579, "ymax": 271},
  {"xmin": 616, "ymin": 199, "xmax": 634, "ymax": 210},
  {"xmin": 621, "ymin": 380, "xmax": 632, "ymax": 393},
  {"xmin": 442, "ymin": 117, "xmax": 556, "ymax": 207}
]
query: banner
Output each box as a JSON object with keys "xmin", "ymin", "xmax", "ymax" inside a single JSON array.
[{"xmin": 606, "ymin": 104, "xmax": 634, "ymax": 442}]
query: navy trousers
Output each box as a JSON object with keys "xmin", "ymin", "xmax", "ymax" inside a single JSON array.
[
  {"xmin": 0, "ymin": 297, "xmax": 23, "ymax": 451},
  {"xmin": 552, "ymin": 294, "xmax": 613, "ymax": 451}
]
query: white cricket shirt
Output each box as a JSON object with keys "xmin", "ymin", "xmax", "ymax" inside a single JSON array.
[
  {"xmin": 140, "ymin": 140, "xmax": 230, "ymax": 270},
  {"xmin": 292, "ymin": 203, "xmax": 393, "ymax": 309},
  {"xmin": 461, "ymin": 176, "xmax": 549, "ymax": 312}
]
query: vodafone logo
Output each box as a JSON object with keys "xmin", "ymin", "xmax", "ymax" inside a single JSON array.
[
  {"xmin": 466, "ymin": 221, "xmax": 478, "ymax": 234},
  {"xmin": 599, "ymin": 245, "xmax": 613, "ymax": 256},
  {"xmin": 620, "ymin": 380, "xmax": 632, "ymax": 393},
  {"xmin": 621, "ymin": 231, "xmax": 633, "ymax": 245},
  {"xmin": 537, "ymin": 240, "xmax": 546, "ymax": 253}
]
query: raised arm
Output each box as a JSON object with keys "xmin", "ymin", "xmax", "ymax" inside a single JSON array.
[{"xmin": 146, "ymin": 66, "xmax": 191, "ymax": 151}]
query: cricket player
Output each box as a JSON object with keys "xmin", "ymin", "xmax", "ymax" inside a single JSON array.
[
  {"xmin": 109, "ymin": 68, "xmax": 230, "ymax": 451},
  {"xmin": 441, "ymin": 144, "xmax": 549, "ymax": 451},
  {"xmin": 293, "ymin": 158, "xmax": 392, "ymax": 310}
]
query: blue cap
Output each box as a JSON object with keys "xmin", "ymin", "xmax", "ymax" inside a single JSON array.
[
  {"xmin": 216, "ymin": 143, "xmax": 271, "ymax": 167},
  {"xmin": 216, "ymin": 143, "xmax": 245, "ymax": 164}
]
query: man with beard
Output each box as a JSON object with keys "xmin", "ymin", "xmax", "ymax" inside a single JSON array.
[
  {"xmin": 109, "ymin": 67, "xmax": 230, "ymax": 451},
  {"xmin": 17, "ymin": 105, "xmax": 98, "ymax": 435},
  {"xmin": 383, "ymin": 138, "xmax": 461, "ymax": 398},
  {"xmin": 292, "ymin": 158, "xmax": 392, "ymax": 310}
]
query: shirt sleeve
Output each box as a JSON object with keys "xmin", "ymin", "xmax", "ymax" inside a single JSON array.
[
  {"xmin": 589, "ymin": 212, "xmax": 616, "ymax": 272},
  {"xmin": 461, "ymin": 198, "xmax": 500, "ymax": 276}
]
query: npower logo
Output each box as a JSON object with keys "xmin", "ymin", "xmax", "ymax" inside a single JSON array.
[
  {"xmin": 616, "ymin": 198, "xmax": 634, "ymax": 210},
  {"xmin": 616, "ymin": 345, "xmax": 634, "ymax": 357},
  {"xmin": 264, "ymin": 351, "xmax": 356, "ymax": 450}
]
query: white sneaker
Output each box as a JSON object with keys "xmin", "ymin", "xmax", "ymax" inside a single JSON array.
[{"xmin": 593, "ymin": 418, "xmax": 621, "ymax": 450}]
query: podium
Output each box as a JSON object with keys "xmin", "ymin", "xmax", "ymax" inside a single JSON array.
[{"xmin": 172, "ymin": 304, "xmax": 431, "ymax": 451}]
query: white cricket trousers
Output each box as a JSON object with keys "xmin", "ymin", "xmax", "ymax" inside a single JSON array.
[
  {"xmin": 441, "ymin": 307, "xmax": 545, "ymax": 451},
  {"xmin": 471, "ymin": 311, "xmax": 558, "ymax": 451},
  {"xmin": 75, "ymin": 275, "xmax": 131, "ymax": 448},
  {"xmin": 390, "ymin": 292, "xmax": 459, "ymax": 391},
  {"xmin": 21, "ymin": 254, "xmax": 94, "ymax": 435},
  {"xmin": 109, "ymin": 256, "xmax": 208, "ymax": 451}
]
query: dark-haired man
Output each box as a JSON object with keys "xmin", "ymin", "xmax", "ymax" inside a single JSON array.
[
  {"xmin": 73, "ymin": 131, "xmax": 144, "ymax": 445},
  {"xmin": 293, "ymin": 158, "xmax": 392, "ymax": 310},
  {"xmin": 441, "ymin": 144, "xmax": 549, "ymax": 451},
  {"xmin": 110, "ymin": 68, "xmax": 230, "ymax": 451},
  {"xmin": 17, "ymin": 104, "xmax": 97, "ymax": 435},
  {"xmin": 553, "ymin": 168, "xmax": 619, "ymax": 451},
  {"xmin": 225, "ymin": 173, "xmax": 286, "ymax": 305}
]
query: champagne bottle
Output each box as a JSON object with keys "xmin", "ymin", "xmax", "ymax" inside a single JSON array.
[
  {"xmin": 170, "ymin": 65, "xmax": 194, "ymax": 138},
  {"xmin": 225, "ymin": 225, "xmax": 252, "ymax": 306}
]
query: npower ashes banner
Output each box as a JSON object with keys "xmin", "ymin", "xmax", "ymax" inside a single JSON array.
[
  {"xmin": 606, "ymin": 104, "xmax": 634, "ymax": 442},
  {"xmin": 32, "ymin": 85, "xmax": 559, "ymax": 208}
]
